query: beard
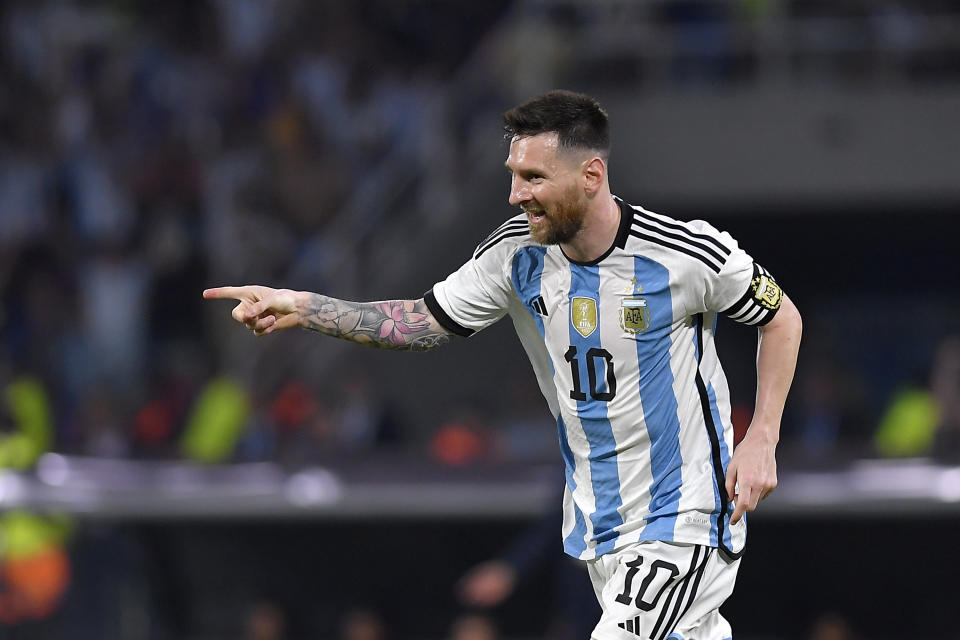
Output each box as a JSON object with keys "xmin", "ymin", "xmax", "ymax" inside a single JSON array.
[{"xmin": 525, "ymin": 188, "xmax": 587, "ymax": 245}]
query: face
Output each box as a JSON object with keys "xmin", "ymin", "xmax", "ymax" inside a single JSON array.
[{"xmin": 506, "ymin": 132, "xmax": 588, "ymax": 245}]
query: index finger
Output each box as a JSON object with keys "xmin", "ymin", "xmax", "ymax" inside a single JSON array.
[
  {"xmin": 203, "ymin": 286, "xmax": 251, "ymax": 301},
  {"xmin": 729, "ymin": 491, "xmax": 748, "ymax": 525}
]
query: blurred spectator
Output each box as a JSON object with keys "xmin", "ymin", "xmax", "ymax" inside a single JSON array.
[
  {"xmin": 493, "ymin": 374, "xmax": 556, "ymax": 462},
  {"xmin": 0, "ymin": 373, "xmax": 52, "ymax": 470},
  {"xmin": 457, "ymin": 502, "xmax": 598, "ymax": 640},
  {"xmin": 930, "ymin": 336, "xmax": 960, "ymax": 455},
  {"xmin": 431, "ymin": 406, "xmax": 496, "ymax": 466},
  {"xmin": 0, "ymin": 364, "xmax": 73, "ymax": 629},
  {"xmin": 333, "ymin": 373, "xmax": 383, "ymax": 454},
  {"xmin": 244, "ymin": 599, "xmax": 288, "ymax": 640},
  {"xmin": 807, "ymin": 611, "xmax": 855, "ymax": 640},
  {"xmin": 179, "ymin": 375, "xmax": 251, "ymax": 463},
  {"xmin": 77, "ymin": 384, "xmax": 130, "ymax": 458},
  {"xmin": 789, "ymin": 344, "xmax": 873, "ymax": 461},
  {"xmin": 658, "ymin": 1, "xmax": 737, "ymax": 85},
  {"xmin": 875, "ymin": 335, "xmax": 960, "ymax": 460},
  {"xmin": 448, "ymin": 613, "xmax": 499, "ymax": 640},
  {"xmin": 339, "ymin": 606, "xmax": 386, "ymax": 640},
  {"xmin": 132, "ymin": 339, "xmax": 208, "ymax": 458},
  {"xmin": 77, "ymin": 240, "xmax": 150, "ymax": 394},
  {"xmin": 0, "ymin": 511, "xmax": 72, "ymax": 626}
]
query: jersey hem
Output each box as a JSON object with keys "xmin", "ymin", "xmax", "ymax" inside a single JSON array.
[{"xmin": 567, "ymin": 529, "xmax": 746, "ymax": 562}]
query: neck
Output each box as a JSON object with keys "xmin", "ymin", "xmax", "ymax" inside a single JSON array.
[{"xmin": 561, "ymin": 193, "xmax": 620, "ymax": 263}]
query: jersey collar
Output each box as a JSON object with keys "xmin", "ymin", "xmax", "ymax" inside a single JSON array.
[{"xmin": 561, "ymin": 196, "xmax": 632, "ymax": 266}]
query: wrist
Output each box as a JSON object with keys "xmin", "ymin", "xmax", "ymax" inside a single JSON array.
[
  {"xmin": 746, "ymin": 420, "xmax": 780, "ymax": 446},
  {"xmin": 293, "ymin": 290, "xmax": 311, "ymax": 328}
]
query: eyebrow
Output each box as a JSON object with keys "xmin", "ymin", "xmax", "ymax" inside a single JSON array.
[{"xmin": 505, "ymin": 160, "xmax": 544, "ymax": 173}]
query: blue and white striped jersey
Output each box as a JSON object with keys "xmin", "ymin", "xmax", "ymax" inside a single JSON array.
[{"xmin": 425, "ymin": 197, "xmax": 783, "ymax": 561}]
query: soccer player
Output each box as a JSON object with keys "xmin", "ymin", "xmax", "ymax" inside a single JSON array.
[{"xmin": 204, "ymin": 90, "xmax": 802, "ymax": 640}]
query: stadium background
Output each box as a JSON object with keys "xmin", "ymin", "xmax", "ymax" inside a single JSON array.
[{"xmin": 0, "ymin": 0, "xmax": 958, "ymax": 638}]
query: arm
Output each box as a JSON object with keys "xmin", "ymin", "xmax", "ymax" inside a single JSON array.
[
  {"xmin": 203, "ymin": 285, "xmax": 454, "ymax": 352},
  {"xmin": 725, "ymin": 292, "xmax": 802, "ymax": 524}
]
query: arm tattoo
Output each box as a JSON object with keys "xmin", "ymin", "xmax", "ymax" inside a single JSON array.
[{"xmin": 300, "ymin": 295, "xmax": 453, "ymax": 351}]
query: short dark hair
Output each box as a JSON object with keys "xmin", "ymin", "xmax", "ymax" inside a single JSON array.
[{"xmin": 503, "ymin": 90, "xmax": 610, "ymax": 158}]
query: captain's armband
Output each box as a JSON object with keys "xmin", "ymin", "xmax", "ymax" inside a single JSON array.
[{"xmin": 720, "ymin": 263, "xmax": 783, "ymax": 326}]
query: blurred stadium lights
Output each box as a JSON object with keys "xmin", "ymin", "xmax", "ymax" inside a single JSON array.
[
  {"xmin": 0, "ymin": 471, "xmax": 26, "ymax": 505},
  {"xmin": 36, "ymin": 453, "xmax": 69, "ymax": 487},
  {"xmin": 284, "ymin": 468, "xmax": 342, "ymax": 507},
  {"xmin": 5, "ymin": 455, "xmax": 960, "ymax": 517},
  {"xmin": 936, "ymin": 468, "xmax": 960, "ymax": 502}
]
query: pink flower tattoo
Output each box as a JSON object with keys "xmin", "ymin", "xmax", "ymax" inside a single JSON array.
[{"xmin": 374, "ymin": 301, "xmax": 430, "ymax": 346}]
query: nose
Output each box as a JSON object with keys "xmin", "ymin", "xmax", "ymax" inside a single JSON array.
[{"xmin": 508, "ymin": 175, "xmax": 530, "ymax": 207}]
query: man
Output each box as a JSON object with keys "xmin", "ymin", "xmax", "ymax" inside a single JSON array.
[{"xmin": 205, "ymin": 90, "xmax": 802, "ymax": 639}]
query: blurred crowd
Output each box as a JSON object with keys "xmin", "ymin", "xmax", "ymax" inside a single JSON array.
[
  {"xmin": 0, "ymin": 0, "xmax": 958, "ymax": 472},
  {"xmin": 0, "ymin": 0, "xmax": 516, "ymax": 468}
]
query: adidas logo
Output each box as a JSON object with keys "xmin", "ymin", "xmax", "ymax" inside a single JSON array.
[
  {"xmin": 529, "ymin": 295, "xmax": 548, "ymax": 316},
  {"xmin": 618, "ymin": 615, "xmax": 642, "ymax": 636}
]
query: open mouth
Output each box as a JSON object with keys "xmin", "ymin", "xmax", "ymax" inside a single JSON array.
[{"xmin": 526, "ymin": 209, "xmax": 546, "ymax": 223}]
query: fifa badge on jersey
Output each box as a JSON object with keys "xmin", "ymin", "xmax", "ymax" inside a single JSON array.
[
  {"xmin": 571, "ymin": 297, "xmax": 598, "ymax": 338},
  {"xmin": 751, "ymin": 274, "xmax": 783, "ymax": 310},
  {"xmin": 619, "ymin": 296, "xmax": 650, "ymax": 334}
]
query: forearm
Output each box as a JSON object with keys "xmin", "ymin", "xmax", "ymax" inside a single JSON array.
[
  {"xmin": 750, "ymin": 294, "xmax": 802, "ymax": 442},
  {"xmin": 297, "ymin": 293, "xmax": 453, "ymax": 352}
]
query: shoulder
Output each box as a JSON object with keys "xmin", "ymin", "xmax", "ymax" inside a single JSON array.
[
  {"xmin": 472, "ymin": 213, "xmax": 535, "ymax": 262},
  {"xmin": 620, "ymin": 201, "xmax": 735, "ymax": 275}
]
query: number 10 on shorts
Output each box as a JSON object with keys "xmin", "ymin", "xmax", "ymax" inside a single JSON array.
[{"xmin": 614, "ymin": 556, "xmax": 680, "ymax": 610}]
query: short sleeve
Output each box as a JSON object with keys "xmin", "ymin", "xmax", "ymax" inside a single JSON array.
[
  {"xmin": 692, "ymin": 220, "xmax": 784, "ymax": 326},
  {"xmin": 424, "ymin": 240, "xmax": 517, "ymax": 337}
]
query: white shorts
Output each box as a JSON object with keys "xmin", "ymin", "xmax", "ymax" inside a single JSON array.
[{"xmin": 587, "ymin": 541, "xmax": 740, "ymax": 640}]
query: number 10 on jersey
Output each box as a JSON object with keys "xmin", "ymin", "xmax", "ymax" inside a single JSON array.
[{"xmin": 564, "ymin": 346, "xmax": 617, "ymax": 402}]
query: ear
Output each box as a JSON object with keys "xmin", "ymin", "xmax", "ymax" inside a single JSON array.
[{"xmin": 582, "ymin": 156, "xmax": 605, "ymax": 195}]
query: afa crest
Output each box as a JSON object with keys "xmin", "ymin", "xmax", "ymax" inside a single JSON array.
[
  {"xmin": 751, "ymin": 274, "xmax": 783, "ymax": 310},
  {"xmin": 571, "ymin": 297, "xmax": 598, "ymax": 338},
  {"xmin": 619, "ymin": 296, "xmax": 650, "ymax": 334}
]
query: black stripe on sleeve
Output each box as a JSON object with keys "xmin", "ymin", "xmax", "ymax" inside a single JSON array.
[
  {"xmin": 629, "ymin": 230, "xmax": 723, "ymax": 274},
  {"xmin": 631, "ymin": 217, "xmax": 728, "ymax": 266},
  {"xmin": 423, "ymin": 289, "xmax": 474, "ymax": 337},
  {"xmin": 484, "ymin": 217, "xmax": 523, "ymax": 242},
  {"xmin": 743, "ymin": 306, "xmax": 774, "ymax": 326},
  {"xmin": 474, "ymin": 228, "xmax": 530, "ymax": 260},
  {"xmin": 720, "ymin": 265, "xmax": 759, "ymax": 317},
  {"xmin": 476, "ymin": 219, "xmax": 527, "ymax": 249},
  {"xmin": 474, "ymin": 219, "xmax": 528, "ymax": 255},
  {"xmin": 636, "ymin": 209, "xmax": 731, "ymax": 257}
]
